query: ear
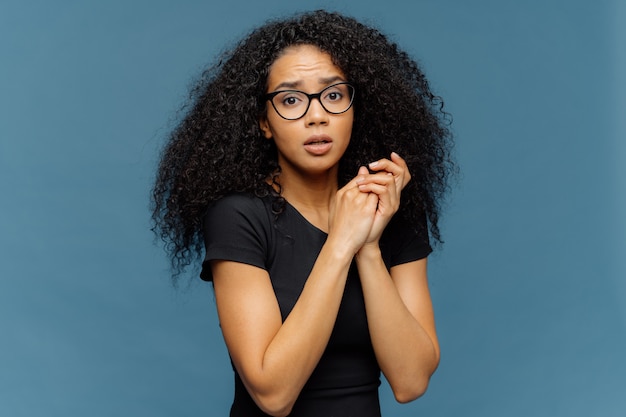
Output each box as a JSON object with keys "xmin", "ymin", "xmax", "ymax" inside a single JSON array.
[{"xmin": 259, "ymin": 117, "xmax": 272, "ymax": 139}]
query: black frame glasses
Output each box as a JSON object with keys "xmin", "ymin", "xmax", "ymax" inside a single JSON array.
[{"xmin": 264, "ymin": 82, "xmax": 355, "ymax": 120}]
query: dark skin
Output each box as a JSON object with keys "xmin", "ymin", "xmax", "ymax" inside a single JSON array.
[{"xmin": 211, "ymin": 45, "xmax": 439, "ymax": 417}]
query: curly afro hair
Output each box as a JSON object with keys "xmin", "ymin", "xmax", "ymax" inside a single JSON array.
[{"xmin": 151, "ymin": 9, "xmax": 455, "ymax": 278}]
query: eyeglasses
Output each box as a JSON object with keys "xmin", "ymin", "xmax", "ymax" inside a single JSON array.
[{"xmin": 264, "ymin": 82, "xmax": 355, "ymax": 120}]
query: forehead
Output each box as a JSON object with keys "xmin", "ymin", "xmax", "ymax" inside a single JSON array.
[{"xmin": 266, "ymin": 45, "xmax": 345, "ymax": 90}]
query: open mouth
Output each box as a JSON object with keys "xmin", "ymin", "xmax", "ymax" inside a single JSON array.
[
  {"xmin": 304, "ymin": 135, "xmax": 332, "ymax": 145},
  {"xmin": 304, "ymin": 135, "xmax": 332, "ymax": 146},
  {"xmin": 303, "ymin": 135, "xmax": 333, "ymax": 155}
]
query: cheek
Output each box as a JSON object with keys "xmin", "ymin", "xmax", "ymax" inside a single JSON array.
[{"xmin": 343, "ymin": 114, "xmax": 355, "ymax": 136}]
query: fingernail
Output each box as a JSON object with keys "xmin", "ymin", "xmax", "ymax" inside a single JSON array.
[{"xmin": 369, "ymin": 161, "xmax": 379, "ymax": 168}]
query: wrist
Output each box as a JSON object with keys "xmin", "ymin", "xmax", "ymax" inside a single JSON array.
[
  {"xmin": 325, "ymin": 234, "xmax": 361, "ymax": 260},
  {"xmin": 355, "ymin": 242, "xmax": 382, "ymax": 262}
]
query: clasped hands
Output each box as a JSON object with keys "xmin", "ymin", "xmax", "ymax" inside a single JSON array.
[{"xmin": 329, "ymin": 152, "xmax": 411, "ymax": 254}]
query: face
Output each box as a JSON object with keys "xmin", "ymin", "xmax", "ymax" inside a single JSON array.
[{"xmin": 259, "ymin": 45, "xmax": 354, "ymax": 178}]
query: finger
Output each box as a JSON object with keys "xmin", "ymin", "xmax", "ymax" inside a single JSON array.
[
  {"xmin": 368, "ymin": 152, "xmax": 406, "ymax": 173},
  {"xmin": 367, "ymin": 158, "xmax": 397, "ymax": 174},
  {"xmin": 368, "ymin": 155, "xmax": 405, "ymax": 179},
  {"xmin": 338, "ymin": 175, "xmax": 366, "ymax": 197},
  {"xmin": 363, "ymin": 192, "xmax": 380, "ymax": 212},
  {"xmin": 358, "ymin": 173, "xmax": 399, "ymax": 201},
  {"xmin": 390, "ymin": 152, "xmax": 411, "ymax": 189},
  {"xmin": 341, "ymin": 182, "xmax": 375, "ymax": 209},
  {"xmin": 358, "ymin": 180, "xmax": 388, "ymax": 192},
  {"xmin": 340, "ymin": 166, "xmax": 371, "ymax": 191},
  {"xmin": 368, "ymin": 153, "xmax": 411, "ymax": 190},
  {"xmin": 390, "ymin": 151, "xmax": 407, "ymax": 167},
  {"xmin": 358, "ymin": 181, "xmax": 398, "ymax": 205},
  {"xmin": 356, "ymin": 171, "xmax": 395, "ymax": 188}
]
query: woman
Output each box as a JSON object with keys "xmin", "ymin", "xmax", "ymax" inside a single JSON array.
[{"xmin": 152, "ymin": 10, "xmax": 454, "ymax": 417}]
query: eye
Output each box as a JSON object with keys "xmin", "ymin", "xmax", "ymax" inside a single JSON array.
[
  {"xmin": 282, "ymin": 95, "xmax": 302, "ymax": 107},
  {"xmin": 322, "ymin": 84, "xmax": 350, "ymax": 103},
  {"xmin": 273, "ymin": 91, "xmax": 306, "ymax": 108},
  {"xmin": 325, "ymin": 91, "xmax": 343, "ymax": 102}
]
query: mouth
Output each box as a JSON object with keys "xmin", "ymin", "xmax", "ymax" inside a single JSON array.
[
  {"xmin": 303, "ymin": 135, "xmax": 333, "ymax": 155},
  {"xmin": 304, "ymin": 135, "xmax": 332, "ymax": 146}
]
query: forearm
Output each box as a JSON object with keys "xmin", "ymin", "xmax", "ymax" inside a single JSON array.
[
  {"xmin": 242, "ymin": 239, "xmax": 355, "ymax": 413},
  {"xmin": 217, "ymin": 176, "xmax": 378, "ymax": 415},
  {"xmin": 355, "ymin": 246, "xmax": 439, "ymax": 402}
]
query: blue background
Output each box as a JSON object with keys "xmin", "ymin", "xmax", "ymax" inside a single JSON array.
[{"xmin": 1, "ymin": 0, "xmax": 625, "ymax": 416}]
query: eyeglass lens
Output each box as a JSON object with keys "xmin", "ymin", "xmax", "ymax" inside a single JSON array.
[{"xmin": 270, "ymin": 83, "xmax": 354, "ymax": 120}]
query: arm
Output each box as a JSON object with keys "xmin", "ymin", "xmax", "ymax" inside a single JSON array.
[
  {"xmin": 211, "ymin": 179, "xmax": 378, "ymax": 417},
  {"xmin": 355, "ymin": 253, "xmax": 439, "ymax": 402},
  {"xmin": 354, "ymin": 153, "xmax": 440, "ymax": 402}
]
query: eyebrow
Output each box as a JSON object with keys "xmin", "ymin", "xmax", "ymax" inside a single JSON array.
[{"xmin": 272, "ymin": 76, "xmax": 346, "ymax": 91}]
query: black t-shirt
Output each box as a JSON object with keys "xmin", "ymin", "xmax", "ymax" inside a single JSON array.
[{"xmin": 201, "ymin": 192, "xmax": 431, "ymax": 416}]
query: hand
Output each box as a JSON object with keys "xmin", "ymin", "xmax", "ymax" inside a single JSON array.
[
  {"xmin": 367, "ymin": 152, "xmax": 411, "ymax": 198},
  {"xmin": 327, "ymin": 173, "xmax": 379, "ymax": 255},
  {"xmin": 355, "ymin": 152, "xmax": 411, "ymax": 245},
  {"xmin": 354, "ymin": 167, "xmax": 398, "ymax": 245}
]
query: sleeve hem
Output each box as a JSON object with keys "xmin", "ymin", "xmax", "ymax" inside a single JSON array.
[{"xmin": 200, "ymin": 245, "xmax": 267, "ymax": 281}]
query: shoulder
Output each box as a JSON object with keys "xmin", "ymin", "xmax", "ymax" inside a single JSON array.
[
  {"xmin": 200, "ymin": 192, "xmax": 275, "ymax": 281},
  {"xmin": 380, "ymin": 213, "xmax": 432, "ymax": 267},
  {"xmin": 206, "ymin": 192, "xmax": 269, "ymax": 214},
  {"xmin": 203, "ymin": 192, "xmax": 273, "ymax": 228},
  {"xmin": 202, "ymin": 192, "xmax": 277, "ymax": 243}
]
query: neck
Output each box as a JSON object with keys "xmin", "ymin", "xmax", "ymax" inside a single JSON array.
[
  {"xmin": 278, "ymin": 168, "xmax": 338, "ymax": 209},
  {"xmin": 271, "ymin": 166, "xmax": 339, "ymax": 233}
]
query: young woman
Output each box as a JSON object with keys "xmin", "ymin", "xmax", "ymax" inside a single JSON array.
[{"xmin": 152, "ymin": 10, "xmax": 454, "ymax": 417}]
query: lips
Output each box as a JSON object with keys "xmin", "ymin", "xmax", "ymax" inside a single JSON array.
[{"xmin": 303, "ymin": 135, "xmax": 333, "ymax": 155}]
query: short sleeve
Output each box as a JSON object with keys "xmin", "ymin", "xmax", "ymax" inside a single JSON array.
[
  {"xmin": 380, "ymin": 213, "xmax": 432, "ymax": 269},
  {"xmin": 199, "ymin": 193, "xmax": 271, "ymax": 281}
]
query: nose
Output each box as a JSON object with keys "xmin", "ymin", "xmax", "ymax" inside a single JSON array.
[{"xmin": 304, "ymin": 97, "xmax": 329, "ymax": 125}]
